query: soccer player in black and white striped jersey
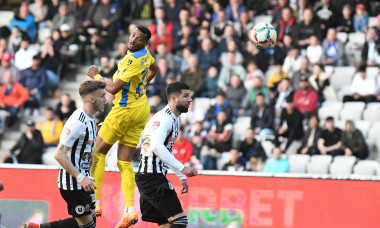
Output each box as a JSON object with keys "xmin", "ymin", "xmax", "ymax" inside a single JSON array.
[
  {"xmin": 24, "ymin": 80, "xmax": 107, "ymax": 228},
  {"xmin": 135, "ymin": 82, "xmax": 198, "ymax": 227}
]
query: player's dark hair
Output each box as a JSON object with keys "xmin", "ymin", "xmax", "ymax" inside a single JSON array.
[
  {"xmin": 79, "ymin": 80, "xmax": 106, "ymax": 97},
  {"xmin": 166, "ymin": 82, "xmax": 190, "ymax": 100},
  {"xmin": 137, "ymin": 25, "xmax": 151, "ymax": 41}
]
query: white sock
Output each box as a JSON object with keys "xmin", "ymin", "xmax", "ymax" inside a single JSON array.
[{"xmin": 124, "ymin": 206, "xmax": 134, "ymax": 214}]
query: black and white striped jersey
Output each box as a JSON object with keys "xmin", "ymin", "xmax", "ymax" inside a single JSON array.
[
  {"xmin": 137, "ymin": 105, "xmax": 185, "ymax": 179},
  {"xmin": 57, "ymin": 107, "xmax": 96, "ymax": 190}
]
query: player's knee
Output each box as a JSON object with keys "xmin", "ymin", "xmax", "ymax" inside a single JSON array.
[
  {"xmin": 170, "ymin": 216, "xmax": 188, "ymax": 227},
  {"xmin": 78, "ymin": 219, "xmax": 96, "ymax": 228}
]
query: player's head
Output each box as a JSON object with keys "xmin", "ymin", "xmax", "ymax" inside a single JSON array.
[
  {"xmin": 166, "ymin": 82, "xmax": 192, "ymax": 114},
  {"xmin": 79, "ymin": 80, "xmax": 107, "ymax": 112},
  {"xmin": 128, "ymin": 25, "xmax": 151, "ymax": 52}
]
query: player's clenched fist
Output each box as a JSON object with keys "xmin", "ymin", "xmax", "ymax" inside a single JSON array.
[
  {"xmin": 87, "ymin": 65, "xmax": 100, "ymax": 78},
  {"xmin": 181, "ymin": 166, "xmax": 198, "ymax": 177}
]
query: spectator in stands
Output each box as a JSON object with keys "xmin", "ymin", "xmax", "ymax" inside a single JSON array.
[
  {"xmin": 263, "ymin": 147, "xmax": 290, "ymax": 173},
  {"xmin": 225, "ymin": 0, "xmax": 247, "ymax": 22},
  {"xmin": 0, "ymin": 71, "xmax": 29, "ymax": 127},
  {"xmin": 308, "ymin": 64, "xmax": 330, "ymax": 103},
  {"xmin": 59, "ymin": 24, "xmax": 80, "ymax": 73},
  {"xmin": 271, "ymin": 0, "xmax": 288, "ymax": 26},
  {"xmin": 306, "ymin": 35, "xmax": 323, "ymax": 65},
  {"xmin": 275, "ymin": 97, "xmax": 304, "ymax": 152},
  {"xmin": 8, "ymin": 26, "xmax": 22, "ymax": 53},
  {"xmin": 37, "ymin": 107, "xmax": 63, "ymax": 148},
  {"xmin": 174, "ymin": 46, "xmax": 191, "ymax": 76},
  {"xmin": 205, "ymin": 110, "xmax": 233, "ymax": 169},
  {"xmin": 73, "ymin": 0, "xmax": 93, "ymax": 26},
  {"xmin": 267, "ymin": 63, "xmax": 289, "ymax": 93},
  {"xmin": 40, "ymin": 37, "xmax": 61, "ymax": 77},
  {"xmin": 196, "ymin": 26, "xmax": 213, "ymax": 50},
  {"xmin": 292, "ymin": 0, "xmax": 310, "ymax": 23},
  {"xmin": 188, "ymin": 121, "xmax": 207, "ymax": 169},
  {"xmin": 164, "ymin": 0, "xmax": 185, "ymax": 23},
  {"xmin": 202, "ymin": 65, "xmax": 219, "ymax": 98},
  {"xmin": 244, "ymin": 61, "xmax": 264, "ymax": 90},
  {"xmin": 245, "ymin": 0, "xmax": 266, "ymax": 17},
  {"xmin": 4, "ymin": 120, "xmax": 43, "ymax": 164},
  {"xmin": 150, "ymin": 23, "xmax": 174, "ymax": 52},
  {"xmin": 343, "ymin": 64, "xmax": 377, "ymax": 103},
  {"xmin": 293, "ymin": 76, "xmax": 318, "ymax": 117},
  {"xmin": 29, "ymin": 0, "xmax": 48, "ymax": 28},
  {"xmin": 99, "ymin": 55, "xmax": 117, "ymax": 79},
  {"xmin": 173, "ymin": 127, "xmax": 193, "ymax": 165},
  {"xmin": 273, "ymin": 34, "xmax": 293, "ymax": 65},
  {"xmin": 250, "ymin": 93, "xmax": 275, "ymax": 138},
  {"xmin": 282, "ymin": 47, "xmax": 302, "ymax": 77},
  {"xmin": 322, "ymin": 28, "xmax": 345, "ymax": 66},
  {"xmin": 242, "ymin": 75, "xmax": 270, "ymax": 113},
  {"xmin": 115, "ymin": 41, "xmax": 127, "ymax": 65},
  {"xmin": 225, "ymin": 74, "xmax": 246, "ymax": 116},
  {"xmin": 197, "ymin": 38, "xmax": 219, "ymax": 72},
  {"xmin": 50, "ymin": 2, "xmax": 75, "ymax": 33},
  {"xmin": 238, "ymin": 128, "xmax": 267, "ymax": 163},
  {"xmin": 337, "ymin": 4, "xmax": 354, "ymax": 33},
  {"xmin": 275, "ymin": 7, "xmax": 296, "ymax": 44},
  {"xmin": 220, "ymin": 39, "xmax": 243, "ymax": 67},
  {"xmin": 14, "ymin": 37, "xmax": 38, "ymax": 71},
  {"xmin": 245, "ymin": 155, "xmax": 264, "ymax": 172},
  {"xmin": 149, "ymin": 94, "xmax": 166, "ymax": 114},
  {"xmin": 234, "ymin": 11, "xmax": 254, "ymax": 43},
  {"xmin": 294, "ymin": 9, "xmax": 322, "ymax": 49},
  {"xmin": 20, "ymin": 54, "xmax": 47, "ymax": 116},
  {"xmin": 291, "ymin": 58, "xmax": 312, "ymax": 91},
  {"xmin": 84, "ymin": 0, "xmax": 122, "ymax": 47},
  {"xmin": 180, "ymin": 54, "xmax": 205, "ymax": 97},
  {"xmin": 222, "ymin": 148, "xmax": 245, "ymax": 171},
  {"xmin": 315, "ymin": 0, "xmax": 340, "ymax": 35},
  {"xmin": 173, "ymin": 24, "xmax": 197, "ymax": 54},
  {"xmin": 150, "ymin": 58, "xmax": 175, "ymax": 99},
  {"xmin": 84, "ymin": 29, "xmax": 107, "ymax": 66},
  {"xmin": 274, "ymin": 78, "xmax": 294, "ymax": 117},
  {"xmin": 149, "ymin": 7, "xmax": 173, "ymax": 36},
  {"xmin": 318, "ymin": 116, "xmax": 342, "ymax": 156},
  {"xmin": 243, "ymin": 41, "xmax": 269, "ymax": 72},
  {"xmin": 218, "ymin": 51, "xmax": 247, "ymax": 89},
  {"xmin": 341, "ymin": 120, "xmax": 368, "ymax": 159},
  {"xmin": 9, "ymin": 2, "xmax": 36, "ymax": 41},
  {"xmin": 298, "ymin": 114, "xmax": 322, "ymax": 155},
  {"xmin": 172, "ymin": 9, "xmax": 193, "ymax": 38},
  {"xmin": 354, "ymin": 4, "xmax": 368, "ymax": 33},
  {"xmin": 218, "ymin": 25, "xmax": 241, "ymax": 54},
  {"xmin": 155, "ymin": 43, "xmax": 176, "ymax": 72},
  {"xmin": 206, "ymin": 90, "xmax": 233, "ymax": 125},
  {"xmin": 361, "ymin": 27, "xmax": 380, "ymax": 67},
  {"xmin": 210, "ymin": 10, "xmax": 233, "ymax": 41},
  {"xmin": 189, "ymin": 0, "xmax": 208, "ymax": 26},
  {"xmin": 55, "ymin": 93, "xmax": 76, "ymax": 124},
  {"xmin": 0, "ymin": 38, "xmax": 11, "ymax": 62},
  {"xmin": 0, "ymin": 53, "xmax": 21, "ymax": 84}
]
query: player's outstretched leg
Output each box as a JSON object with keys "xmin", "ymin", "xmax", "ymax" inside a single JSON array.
[{"xmin": 91, "ymin": 148, "xmax": 106, "ymax": 217}]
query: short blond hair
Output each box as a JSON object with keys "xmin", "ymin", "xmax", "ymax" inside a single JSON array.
[{"xmin": 79, "ymin": 80, "xmax": 106, "ymax": 97}]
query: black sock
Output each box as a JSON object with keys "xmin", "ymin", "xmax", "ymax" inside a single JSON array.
[
  {"xmin": 170, "ymin": 216, "xmax": 188, "ymax": 228},
  {"xmin": 40, "ymin": 218, "xmax": 79, "ymax": 228}
]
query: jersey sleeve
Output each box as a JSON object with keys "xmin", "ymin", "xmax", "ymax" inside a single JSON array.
[
  {"xmin": 117, "ymin": 56, "xmax": 140, "ymax": 82},
  {"xmin": 59, "ymin": 121, "xmax": 84, "ymax": 147}
]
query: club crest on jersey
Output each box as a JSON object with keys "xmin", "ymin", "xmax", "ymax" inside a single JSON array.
[
  {"xmin": 82, "ymin": 152, "xmax": 91, "ymax": 161},
  {"xmin": 75, "ymin": 205, "xmax": 85, "ymax": 214},
  {"xmin": 152, "ymin": 121, "xmax": 160, "ymax": 130},
  {"xmin": 168, "ymin": 182, "xmax": 174, "ymax": 190}
]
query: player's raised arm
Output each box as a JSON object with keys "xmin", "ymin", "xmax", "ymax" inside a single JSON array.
[{"xmin": 87, "ymin": 65, "xmax": 127, "ymax": 95}]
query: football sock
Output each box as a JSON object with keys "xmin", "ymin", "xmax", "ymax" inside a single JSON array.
[
  {"xmin": 40, "ymin": 218, "xmax": 79, "ymax": 228},
  {"xmin": 170, "ymin": 216, "xmax": 188, "ymax": 227},
  {"xmin": 91, "ymin": 150, "xmax": 106, "ymax": 202},
  {"xmin": 117, "ymin": 160, "xmax": 135, "ymax": 212}
]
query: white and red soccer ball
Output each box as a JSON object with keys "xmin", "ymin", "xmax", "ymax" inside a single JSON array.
[{"xmin": 249, "ymin": 23, "xmax": 277, "ymax": 49}]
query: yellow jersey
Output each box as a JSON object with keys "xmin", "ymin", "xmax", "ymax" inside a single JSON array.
[{"xmin": 112, "ymin": 48, "xmax": 155, "ymax": 108}]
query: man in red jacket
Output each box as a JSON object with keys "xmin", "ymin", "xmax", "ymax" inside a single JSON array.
[
  {"xmin": 293, "ymin": 75, "xmax": 318, "ymax": 119},
  {"xmin": 172, "ymin": 127, "xmax": 193, "ymax": 164},
  {"xmin": 0, "ymin": 71, "xmax": 29, "ymax": 127}
]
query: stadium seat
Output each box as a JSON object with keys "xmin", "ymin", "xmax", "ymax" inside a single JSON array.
[
  {"xmin": 193, "ymin": 98, "xmax": 211, "ymax": 114},
  {"xmin": 331, "ymin": 67, "xmax": 355, "ymax": 90},
  {"xmin": 329, "ymin": 156, "xmax": 356, "ymax": 175},
  {"xmin": 366, "ymin": 67, "xmax": 379, "ymax": 77},
  {"xmin": 261, "ymin": 140, "xmax": 275, "ymax": 158},
  {"xmin": 324, "ymin": 65, "xmax": 334, "ymax": 77},
  {"xmin": 340, "ymin": 108, "xmax": 362, "ymax": 121},
  {"xmin": 354, "ymin": 120, "xmax": 371, "ymax": 138},
  {"xmin": 343, "ymin": 101, "xmax": 366, "ymax": 111},
  {"xmin": 232, "ymin": 122, "xmax": 250, "ymax": 147},
  {"xmin": 318, "ymin": 107, "xmax": 340, "ymax": 122},
  {"xmin": 235, "ymin": 116, "xmax": 251, "ymax": 126},
  {"xmin": 368, "ymin": 17, "xmax": 378, "ymax": 28},
  {"xmin": 366, "ymin": 102, "xmax": 380, "ymax": 110},
  {"xmin": 306, "ymin": 155, "xmax": 333, "ymax": 174},
  {"xmin": 217, "ymin": 151, "xmax": 231, "ymax": 170},
  {"xmin": 38, "ymin": 28, "xmax": 52, "ymax": 44},
  {"xmin": 363, "ymin": 109, "xmax": 380, "ymax": 122},
  {"xmin": 353, "ymin": 160, "xmax": 378, "ymax": 176},
  {"xmin": 334, "ymin": 119, "xmax": 346, "ymax": 130},
  {"xmin": 321, "ymin": 101, "xmax": 343, "ymax": 109},
  {"xmin": 0, "ymin": 11, "xmax": 15, "ymax": 27},
  {"xmin": 348, "ymin": 32, "xmax": 366, "ymax": 46},
  {"xmin": 254, "ymin": 15, "xmax": 273, "ymax": 25},
  {"xmin": 0, "ymin": 110, "xmax": 9, "ymax": 134},
  {"xmin": 42, "ymin": 147, "xmax": 60, "ymax": 166},
  {"xmin": 377, "ymin": 76, "xmax": 380, "ymax": 90},
  {"xmin": 336, "ymin": 85, "xmax": 351, "ymax": 101},
  {"xmin": 288, "ymin": 154, "xmax": 310, "ymax": 173},
  {"xmin": 336, "ymin": 32, "xmax": 348, "ymax": 43},
  {"xmin": 323, "ymin": 85, "xmax": 338, "ymax": 101}
]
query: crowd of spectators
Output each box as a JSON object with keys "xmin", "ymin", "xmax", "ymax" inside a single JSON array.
[{"xmin": 0, "ymin": 0, "xmax": 380, "ymax": 173}]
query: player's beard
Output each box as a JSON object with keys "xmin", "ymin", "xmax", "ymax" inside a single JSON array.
[{"xmin": 176, "ymin": 104, "xmax": 188, "ymax": 113}]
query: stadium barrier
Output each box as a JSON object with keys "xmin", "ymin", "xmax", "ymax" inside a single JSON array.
[{"xmin": 1, "ymin": 164, "xmax": 380, "ymax": 228}]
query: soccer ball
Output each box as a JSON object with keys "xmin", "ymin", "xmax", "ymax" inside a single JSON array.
[{"xmin": 249, "ymin": 23, "xmax": 277, "ymax": 49}]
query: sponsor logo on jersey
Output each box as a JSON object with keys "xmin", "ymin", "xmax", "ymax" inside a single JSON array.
[
  {"xmin": 81, "ymin": 162, "xmax": 90, "ymax": 170},
  {"xmin": 152, "ymin": 121, "xmax": 160, "ymax": 130}
]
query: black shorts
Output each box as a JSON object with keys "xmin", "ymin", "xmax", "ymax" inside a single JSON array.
[
  {"xmin": 59, "ymin": 188, "xmax": 94, "ymax": 218},
  {"xmin": 135, "ymin": 173, "xmax": 183, "ymax": 225}
]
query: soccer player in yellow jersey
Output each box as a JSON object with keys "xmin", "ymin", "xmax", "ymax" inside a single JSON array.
[{"xmin": 87, "ymin": 25, "xmax": 158, "ymax": 228}]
